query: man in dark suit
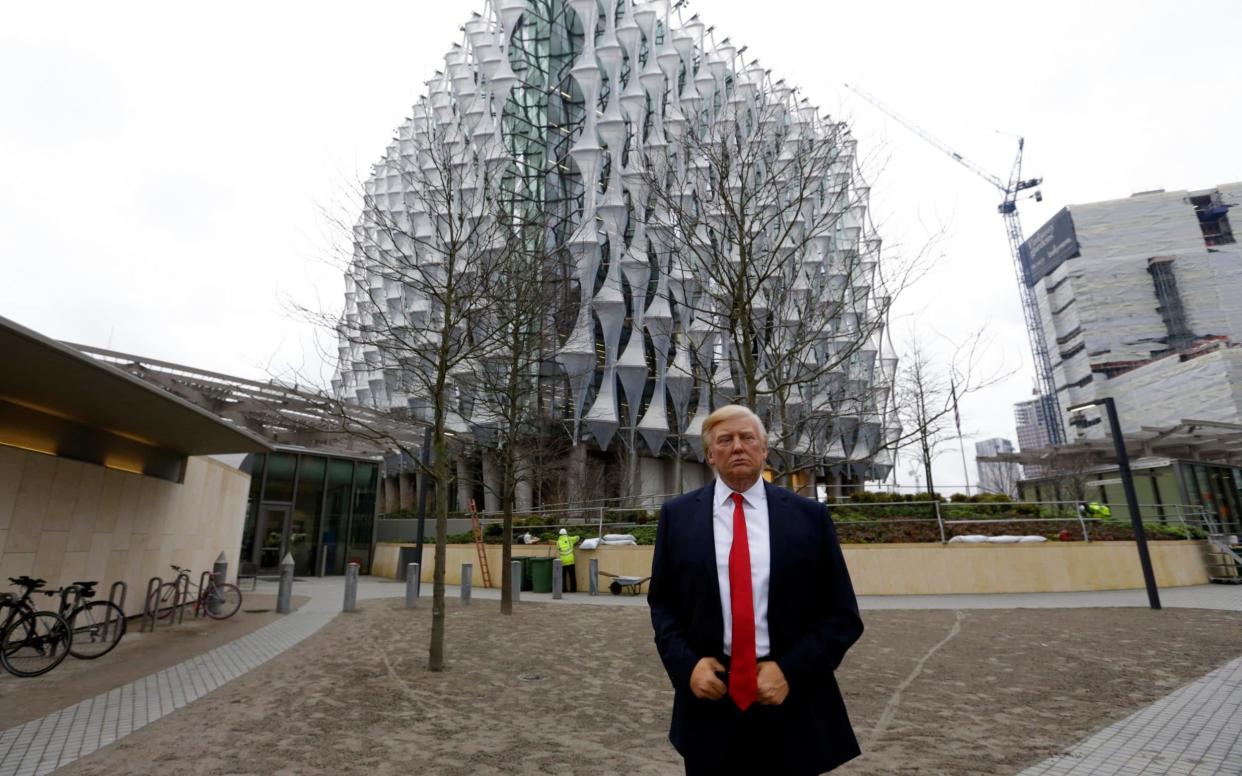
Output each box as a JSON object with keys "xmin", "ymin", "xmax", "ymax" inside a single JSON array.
[{"xmin": 649, "ymin": 404, "xmax": 864, "ymax": 775}]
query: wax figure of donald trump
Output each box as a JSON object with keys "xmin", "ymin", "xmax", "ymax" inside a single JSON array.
[{"xmin": 648, "ymin": 404, "xmax": 864, "ymax": 774}]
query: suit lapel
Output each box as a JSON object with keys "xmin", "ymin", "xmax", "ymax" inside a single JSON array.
[
  {"xmin": 693, "ymin": 483, "xmax": 724, "ymax": 648},
  {"xmin": 764, "ymin": 482, "xmax": 790, "ymax": 645}
]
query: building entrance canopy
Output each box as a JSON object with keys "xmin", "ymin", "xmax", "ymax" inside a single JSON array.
[{"xmin": 1, "ymin": 315, "xmax": 269, "ymax": 481}]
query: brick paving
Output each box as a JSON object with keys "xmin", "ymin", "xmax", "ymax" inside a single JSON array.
[
  {"xmin": 1018, "ymin": 654, "xmax": 1242, "ymax": 775},
  {"xmin": 0, "ymin": 579, "xmax": 1238, "ymax": 775},
  {"xmin": 0, "ymin": 590, "xmax": 340, "ymax": 776}
]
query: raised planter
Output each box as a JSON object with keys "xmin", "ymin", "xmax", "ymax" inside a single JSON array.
[{"xmin": 373, "ymin": 540, "xmax": 1210, "ymax": 595}]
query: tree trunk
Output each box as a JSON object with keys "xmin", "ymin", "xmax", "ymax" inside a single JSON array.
[
  {"xmin": 428, "ymin": 421, "xmax": 450, "ymax": 672},
  {"xmin": 920, "ymin": 431, "xmax": 936, "ymax": 498},
  {"xmin": 500, "ymin": 457, "xmax": 515, "ymax": 616}
]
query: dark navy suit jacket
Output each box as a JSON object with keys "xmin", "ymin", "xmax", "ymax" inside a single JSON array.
[{"xmin": 648, "ymin": 481, "xmax": 864, "ymax": 774}]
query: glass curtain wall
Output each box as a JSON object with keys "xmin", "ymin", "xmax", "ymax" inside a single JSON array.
[{"xmin": 239, "ymin": 452, "xmax": 380, "ymax": 575}]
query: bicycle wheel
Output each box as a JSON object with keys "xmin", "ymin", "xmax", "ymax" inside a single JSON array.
[
  {"xmin": 145, "ymin": 583, "xmax": 180, "ymax": 622},
  {"xmin": 0, "ymin": 611, "xmax": 73, "ymax": 677},
  {"xmin": 68, "ymin": 601, "xmax": 127, "ymax": 659},
  {"xmin": 203, "ymin": 583, "xmax": 242, "ymax": 620}
]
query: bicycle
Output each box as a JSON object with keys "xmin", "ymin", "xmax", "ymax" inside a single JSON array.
[
  {"xmin": 0, "ymin": 576, "xmax": 73, "ymax": 678},
  {"xmin": 40, "ymin": 582, "xmax": 127, "ymax": 659},
  {"xmin": 146, "ymin": 565, "xmax": 242, "ymax": 621}
]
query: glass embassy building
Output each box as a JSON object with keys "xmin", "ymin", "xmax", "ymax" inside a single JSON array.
[{"xmin": 334, "ymin": 0, "xmax": 898, "ymax": 501}]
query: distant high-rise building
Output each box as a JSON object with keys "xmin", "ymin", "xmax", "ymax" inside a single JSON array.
[
  {"xmin": 1020, "ymin": 183, "xmax": 1242, "ymax": 439},
  {"xmin": 974, "ymin": 437, "xmax": 1021, "ymax": 497},
  {"xmin": 1014, "ymin": 397, "xmax": 1052, "ymax": 451}
]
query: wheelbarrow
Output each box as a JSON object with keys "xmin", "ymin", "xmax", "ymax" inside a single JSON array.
[{"xmin": 598, "ymin": 570, "xmax": 651, "ymax": 595}]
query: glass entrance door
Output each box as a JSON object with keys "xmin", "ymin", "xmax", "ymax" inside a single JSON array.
[
  {"xmin": 256, "ymin": 504, "xmax": 292, "ymax": 572},
  {"xmin": 288, "ymin": 507, "xmax": 316, "ymax": 576}
]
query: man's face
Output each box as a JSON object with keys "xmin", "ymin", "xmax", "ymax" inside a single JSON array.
[{"xmin": 705, "ymin": 416, "xmax": 768, "ymax": 490}]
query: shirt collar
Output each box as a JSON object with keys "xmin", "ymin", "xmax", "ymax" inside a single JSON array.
[{"xmin": 714, "ymin": 475, "xmax": 767, "ymax": 508}]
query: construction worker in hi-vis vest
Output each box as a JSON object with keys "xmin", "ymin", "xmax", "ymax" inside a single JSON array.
[
  {"xmin": 1080, "ymin": 501, "xmax": 1112, "ymax": 519},
  {"xmin": 557, "ymin": 528, "xmax": 580, "ymax": 593}
]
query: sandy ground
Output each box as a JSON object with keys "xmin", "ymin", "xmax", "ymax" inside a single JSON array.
[
  {"xmin": 41, "ymin": 599, "xmax": 1242, "ymax": 776},
  {"xmin": 0, "ymin": 593, "xmax": 307, "ymax": 727}
]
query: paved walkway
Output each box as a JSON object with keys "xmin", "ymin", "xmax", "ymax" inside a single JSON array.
[
  {"xmin": 0, "ymin": 579, "xmax": 1237, "ymax": 775},
  {"xmin": 0, "ymin": 580, "xmax": 381, "ymax": 776},
  {"xmin": 1018, "ymin": 654, "xmax": 1242, "ymax": 775}
]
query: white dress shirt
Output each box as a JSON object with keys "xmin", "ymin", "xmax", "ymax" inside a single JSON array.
[{"xmin": 712, "ymin": 476, "xmax": 771, "ymax": 658}]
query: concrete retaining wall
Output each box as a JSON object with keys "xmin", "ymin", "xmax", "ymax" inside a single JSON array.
[{"xmin": 374, "ymin": 539, "xmax": 1211, "ymax": 595}]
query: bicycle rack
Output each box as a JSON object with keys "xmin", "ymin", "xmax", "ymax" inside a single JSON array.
[
  {"xmin": 59, "ymin": 584, "xmax": 83, "ymax": 614},
  {"xmin": 195, "ymin": 571, "xmax": 213, "ymax": 619},
  {"xmin": 108, "ymin": 580, "xmax": 127, "ymax": 617},
  {"xmin": 108, "ymin": 580, "xmax": 128, "ymax": 635},
  {"xmin": 141, "ymin": 576, "xmax": 162, "ymax": 633},
  {"xmin": 173, "ymin": 573, "xmax": 191, "ymax": 625}
]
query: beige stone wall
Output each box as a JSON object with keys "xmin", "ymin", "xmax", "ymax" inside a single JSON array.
[
  {"xmin": 0, "ymin": 447, "xmax": 250, "ymax": 617},
  {"xmin": 374, "ymin": 540, "xmax": 1211, "ymax": 595},
  {"xmin": 373, "ymin": 542, "xmax": 653, "ymax": 592}
]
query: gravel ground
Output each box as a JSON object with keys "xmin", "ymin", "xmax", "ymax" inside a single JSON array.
[{"xmin": 48, "ymin": 599, "xmax": 1242, "ymax": 775}]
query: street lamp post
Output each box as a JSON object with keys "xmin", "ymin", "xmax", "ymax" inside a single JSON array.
[{"xmin": 1067, "ymin": 397, "xmax": 1161, "ymax": 610}]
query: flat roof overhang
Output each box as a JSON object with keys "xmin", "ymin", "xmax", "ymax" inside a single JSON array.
[{"xmin": 1, "ymin": 315, "xmax": 271, "ymax": 481}]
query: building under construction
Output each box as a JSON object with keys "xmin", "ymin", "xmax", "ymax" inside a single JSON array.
[{"xmin": 1020, "ymin": 182, "xmax": 1242, "ymax": 439}]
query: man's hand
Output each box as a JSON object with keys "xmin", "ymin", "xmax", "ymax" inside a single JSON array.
[
  {"xmin": 689, "ymin": 657, "xmax": 727, "ymax": 700},
  {"xmin": 757, "ymin": 661, "xmax": 789, "ymax": 705}
]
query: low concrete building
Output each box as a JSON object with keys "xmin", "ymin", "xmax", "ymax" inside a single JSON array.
[{"xmin": 0, "ymin": 316, "xmax": 270, "ymax": 615}]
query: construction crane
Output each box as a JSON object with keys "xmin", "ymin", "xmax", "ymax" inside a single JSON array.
[{"xmin": 845, "ymin": 83, "xmax": 1066, "ymax": 446}]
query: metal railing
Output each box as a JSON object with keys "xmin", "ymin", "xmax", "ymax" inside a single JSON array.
[{"xmin": 379, "ymin": 500, "xmax": 1218, "ymax": 546}]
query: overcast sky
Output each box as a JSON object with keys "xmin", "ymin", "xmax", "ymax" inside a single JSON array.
[{"xmin": 4, "ymin": 0, "xmax": 1241, "ymax": 493}]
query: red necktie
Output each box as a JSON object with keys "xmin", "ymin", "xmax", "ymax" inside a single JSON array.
[{"xmin": 729, "ymin": 492, "xmax": 758, "ymax": 711}]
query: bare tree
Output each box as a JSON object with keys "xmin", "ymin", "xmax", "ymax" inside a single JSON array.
[
  {"xmin": 462, "ymin": 211, "xmax": 570, "ymax": 614},
  {"xmin": 318, "ymin": 91, "xmax": 528, "ymax": 670},
  {"xmin": 889, "ymin": 328, "xmax": 1011, "ymax": 497},
  {"xmin": 644, "ymin": 67, "xmax": 923, "ymax": 487}
]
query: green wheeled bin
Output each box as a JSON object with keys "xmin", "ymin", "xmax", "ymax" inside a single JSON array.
[
  {"xmin": 517, "ymin": 556, "xmax": 534, "ymax": 591},
  {"xmin": 529, "ymin": 557, "xmax": 554, "ymax": 593}
]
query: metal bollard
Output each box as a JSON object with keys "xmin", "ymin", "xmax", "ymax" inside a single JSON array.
[
  {"xmin": 276, "ymin": 552, "xmax": 295, "ymax": 613},
  {"xmin": 510, "ymin": 560, "xmax": 521, "ymax": 603},
  {"xmin": 588, "ymin": 557, "xmax": 599, "ymax": 596},
  {"xmin": 461, "ymin": 563, "xmax": 473, "ymax": 604},
  {"xmin": 211, "ymin": 551, "xmax": 228, "ymax": 617},
  {"xmin": 405, "ymin": 563, "xmax": 419, "ymax": 608},
  {"xmin": 552, "ymin": 558, "xmax": 563, "ymax": 599},
  {"xmin": 343, "ymin": 562, "xmax": 359, "ymax": 612}
]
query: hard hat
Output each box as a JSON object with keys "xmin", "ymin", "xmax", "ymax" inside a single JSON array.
[{"xmin": 559, "ymin": 528, "xmax": 568, "ymax": 535}]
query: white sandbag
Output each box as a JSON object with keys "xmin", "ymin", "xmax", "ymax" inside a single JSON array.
[
  {"xmin": 948, "ymin": 535, "xmax": 988, "ymax": 543},
  {"xmin": 986, "ymin": 535, "xmax": 1022, "ymax": 543},
  {"xmin": 600, "ymin": 533, "xmax": 637, "ymax": 545},
  {"xmin": 1018, "ymin": 535, "xmax": 1048, "ymax": 543},
  {"xmin": 579, "ymin": 537, "xmax": 600, "ymax": 550}
]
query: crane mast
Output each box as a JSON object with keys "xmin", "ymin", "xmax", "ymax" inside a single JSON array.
[{"xmin": 845, "ymin": 84, "xmax": 1066, "ymax": 446}]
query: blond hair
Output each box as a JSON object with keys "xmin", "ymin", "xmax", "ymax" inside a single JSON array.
[{"xmin": 701, "ymin": 404, "xmax": 768, "ymax": 448}]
